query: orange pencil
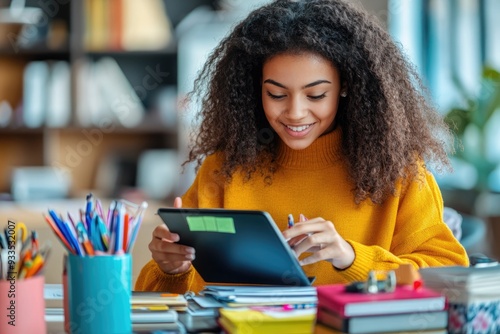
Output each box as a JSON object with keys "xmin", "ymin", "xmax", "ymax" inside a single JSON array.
[
  {"xmin": 82, "ymin": 240, "xmax": 95, "ymax": 256},
  {"xmin": 78, "ymin": 229, "xmax": 95, "ymax": 256},
  {"xmin": 43, "ymin": 215, "xmax": 74, "ymax": 253},
  {"xmin": 16, "ymin": 249, "xmax": 32, "ymax": 278},
  {"xmin": 24, "ymin": 254, "xmax": 44, "ymax": 279},
  {"xmin": 123, "ymin": 213, "xmax": 129, "ymax": 252}
]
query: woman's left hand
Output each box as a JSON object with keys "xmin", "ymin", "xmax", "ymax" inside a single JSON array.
[{"xmin": 282, "ymin": 216, "xmax": 355, "ymax": 270}]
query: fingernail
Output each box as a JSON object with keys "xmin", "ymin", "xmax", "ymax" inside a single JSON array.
[
  {"xmin": 299, "ymin": 214, "xmax": 305, "ymax": 222},
  {"xmin": 172, "ymin": 234, "xmax": 180, "ymax": 242},
  {"xmin": 185, "ymin": 247, "xmax": 195, "ymax": 254},
  {"xmin": 186, "ymin": 254, "xmax": 195, "ymax": 260}
]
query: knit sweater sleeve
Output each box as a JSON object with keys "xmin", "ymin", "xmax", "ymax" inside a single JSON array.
[
  {"xmin": 134, "ymin": 154, "xmax": 224, "ymax": 292},
  {"xmin": 134, "ymin": 260, "xmax": 206, "ymax": 293},
  {"xmin": 337, "ymin": 169, "xmax": 469, "ymax": 282}
]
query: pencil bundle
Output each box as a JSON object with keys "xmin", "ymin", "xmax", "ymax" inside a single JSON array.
[
  {"xmin": 44, "ymin": 194, "xmax": 148, "ymax": 256},
  {"xmin": 0, "ymin": 222, "xmax": 50, "ymax": 280}
]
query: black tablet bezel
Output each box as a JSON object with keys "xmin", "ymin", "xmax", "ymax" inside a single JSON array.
[{"xmin": 156, "ymin": 208, "xmax": 312, "ymax": 286}]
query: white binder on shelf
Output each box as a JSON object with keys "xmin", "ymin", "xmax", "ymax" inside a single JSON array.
[
  {"xmin": 23, "ymin": 61, "xmax": 49, "ymax": 128},
  {"xmin": 46, "ymin": 61, "xmax": 71, "ymax": 128}
]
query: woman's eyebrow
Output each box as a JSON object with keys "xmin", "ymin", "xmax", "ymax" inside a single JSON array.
[
  {"xmin": 263, "ymin": 79, "xmax": 332, "ymax": 89},
  {"xmin": 263, "ymin": 79, "xmax": 287, "ymax": 88},
  {"xmin": 303, "ymin": 80, "xmax": 332, "ymax": 88}
]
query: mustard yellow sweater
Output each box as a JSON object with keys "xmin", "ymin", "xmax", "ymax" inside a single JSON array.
[{"xmin": 135, "ymin": 129, "xmax": 468, "ymax": 293}]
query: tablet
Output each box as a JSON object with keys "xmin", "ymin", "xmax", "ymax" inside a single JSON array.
[{"xmin": 157, "ymin": 208, "xmax": 313, "ymax": 286}]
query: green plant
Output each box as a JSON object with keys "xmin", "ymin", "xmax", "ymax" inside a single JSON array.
[{"xmin": 444, "ymin": 66, "xmax": 500, "ymax": 191}]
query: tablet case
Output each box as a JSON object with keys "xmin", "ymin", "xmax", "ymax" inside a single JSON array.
[{"xmin": 157, "ymin": 208, "xmax": 312, "ymax": 286}]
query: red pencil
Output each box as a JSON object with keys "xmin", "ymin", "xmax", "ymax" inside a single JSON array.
[{"xmin": 123, "ymin": 213, "xmax": 129, "ymax": 252}]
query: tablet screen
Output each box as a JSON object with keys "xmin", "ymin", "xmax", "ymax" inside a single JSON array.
[{"xmin": 157, "ymin": 208, "xmax": 312, "ymax": 286}]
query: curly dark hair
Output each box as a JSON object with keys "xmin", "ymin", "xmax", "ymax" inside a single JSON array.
[{"xmin": 186, "ymin": 0, "xmax": 452, "ymax": 204}]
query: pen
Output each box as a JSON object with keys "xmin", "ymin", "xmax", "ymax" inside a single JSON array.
[
  {"xmin": 287, "ymin": 214, "xmax": 311, "ymax": 246},
  {"xmin": 96, "ymin": 215, "xmax": 109, "ymax": 251},
  {"xmin": 126, "ymin": 201, "xmax": 147, "ymax": 253},
  {"xmin": 0, "ymin": 249, "xmax": 8, "ymax": 280},
  {"xmin": 59, "ymin": 216, "xmax": 82, "ymax": 256},
  {"xmin": 85, "ymin": 193, "xmax": 93, "ymax": 233},
  {"xmin": 67, "ymin": 213, "xmax": 85, "ymax": 255},
  {"xmin": 76, "ymin": 222, "xmax": 94, "ymax": 256},
  {"xmin": 108, "ymin": 201, "xmax": 118, "ymax": 253},
  {"xmin": 106, "ymin": 200, "xmax": 116, "ymax": 229},
  {"xmin": 95, "ymin": 198, "xmax": 105, "ymax": 223},
  {"xmin": 0, "ymin": 233, "xmax": 7, "ymax": 249},
  {"xmin": 43, "ymin": 214, "xmax": 74, "ymax": 253}
]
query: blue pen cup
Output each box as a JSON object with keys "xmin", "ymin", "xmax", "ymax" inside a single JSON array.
[{"xmin": 67, "ymin": 254, "xmax": 131, "ymax": 334}]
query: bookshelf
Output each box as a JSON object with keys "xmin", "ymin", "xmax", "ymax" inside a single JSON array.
[{"xmin": 0, "ymin": 0, "xmax": 216, "ymax": 200}]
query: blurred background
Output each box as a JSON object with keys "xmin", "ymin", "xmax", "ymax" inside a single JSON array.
[{"xmin": 0, "ymin": 0, "xmax": 499, "ymax": 266}]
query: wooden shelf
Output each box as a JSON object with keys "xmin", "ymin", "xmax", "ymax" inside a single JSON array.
[
  {"xmin": 0, "ymin": 47, "xmax": 70, "ymax": 59},
  {"xmin": 0, "ymin": 0, "xmax": 214, "ymax": 196},
  {"xmin": 85, "ymin": 44, "xmax": 177, "ymax": 57},
  {"xmin": 0, "ymin": 127, "xmax": 46, "ymax": 134},
  {"xmin": 59, "ymin": 124, "xmax": 177, "ymax": 135}
]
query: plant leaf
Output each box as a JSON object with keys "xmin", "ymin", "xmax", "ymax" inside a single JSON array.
[
  {"xmin": 451, "ymin": 73, "xmax": 475, "ymax": 109},
  {"xmin": 482, "ymin": 67, "xmax": 500, "ymax": 124},
  {"xmin": 445, "ymin": 108, "xmax": 470, "ymax": 136}
]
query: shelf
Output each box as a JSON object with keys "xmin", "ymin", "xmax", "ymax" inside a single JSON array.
[
  {"xmin": 0, "ymin": 47, "xmax": 70, "ymax": 59},
  {"xmin": 85, "ymin": 44, "xmax": 177, "ymax": 57},
  {"xmin": 0, "ymin": 125, "xmax": 177, "ymax": 135},
  {"xmin": 0, "ymin": 0, "xmax": 212, "ymax": 197},
  {"xmin": 59, "ymin": 124, "xmax": 177, "ymax": 135},
  {"xmin": 0, "ymin": 127, "xmax": 45, "ymax": 134}
]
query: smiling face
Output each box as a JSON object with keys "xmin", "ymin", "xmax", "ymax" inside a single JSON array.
[{"xmin": 262, "ymin": 52, "xmax": 343, "ymax": 150}]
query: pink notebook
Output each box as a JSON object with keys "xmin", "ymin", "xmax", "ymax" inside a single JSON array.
[{"xmin": 317, "ymin": 284, "xmax": 446, "ymax": 317}]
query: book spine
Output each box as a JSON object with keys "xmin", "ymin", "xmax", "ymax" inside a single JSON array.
[{"xmin": 317, "ymin": 293, "xmax": 346, "ymax": 317}]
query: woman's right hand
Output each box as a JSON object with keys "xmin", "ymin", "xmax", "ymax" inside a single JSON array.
[{"xmin": 148, "ymin": 197, "xmax": 195, "ymax": 274}]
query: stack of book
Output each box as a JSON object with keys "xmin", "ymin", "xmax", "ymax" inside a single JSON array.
[
  {"xmin": 420, "ymin": 265, "xmax": 500, "ymax": 333},
  {"xmin": 219, "ymin": 307, "xmax": 316, "ymax": 334},
  {"xmin": 316, "ymin": 284, "xmax": 448, "ymax": 334},
  {"xmin": 131, "ymin": 291, "xmax": 188, "ymax": 332},
  {"xmin": 200, "ymin": 285, "xmax": 317, "ymax": 334},
  {"xmin": 132, "ymin": 291, "xmax": 188, "ymax": 312},
  {"xmin": 201, "ymin": 285, "xmax": 317, "ymax": 307},
  {"xmin": 45, "ymin": 286, "xmax": 188, "ymax": 333}
]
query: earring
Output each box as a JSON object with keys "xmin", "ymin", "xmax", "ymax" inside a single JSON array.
[{"xmin": 340, "ymin": 91, "xmax": 347, "ymax": 97}]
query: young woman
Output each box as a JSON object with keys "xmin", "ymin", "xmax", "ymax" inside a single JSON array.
[{"xmin": 136, "ymin": 0, "xmax": 468, "ymax": 293}]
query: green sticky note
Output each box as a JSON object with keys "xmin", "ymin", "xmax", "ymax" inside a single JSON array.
[
  {"xmin": 216, "ymin": 217, "xmax": 236, "ymax": 233},
  {"xmin": 186, "ymin": 216, "xmax": 205, "ymax": 231},
  {"xmin": 203, "ymin": 216, "xmax": 217, "ymax": 231}
]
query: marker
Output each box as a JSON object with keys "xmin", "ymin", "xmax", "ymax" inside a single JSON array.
[
  {"xmin": 251, "ymin": 303, "xmax": 316, "ymax": 312},
  {"xmin": 282, "ymin": 303, "xmax": 316, "ymax": 310},
  {"xmin": 85, "ymin": 193, "xmax": 93, "ymax": 232}
]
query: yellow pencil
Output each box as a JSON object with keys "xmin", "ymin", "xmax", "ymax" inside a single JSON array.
[{"xmin": 24, "ymin": 254, "xmax": 44, "ymax": 279}]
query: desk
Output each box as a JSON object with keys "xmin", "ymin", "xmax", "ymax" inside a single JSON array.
[
  {"xmin": 0, "ymin": 199, "xmax": 166, "ymax": 286},
  {"xmin": 46, "ymin": 313, "xmax": 221, "ymax": 333}
]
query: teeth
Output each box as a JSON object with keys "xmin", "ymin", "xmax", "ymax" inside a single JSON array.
[{"xmin": 286, "ymin": 124, "xmax": 311, "ymax": 132}]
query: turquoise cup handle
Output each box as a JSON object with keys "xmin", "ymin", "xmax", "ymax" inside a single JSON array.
[{"xmin": 67, "ymin": 254, "xmax": 132, "ymax": 334}]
